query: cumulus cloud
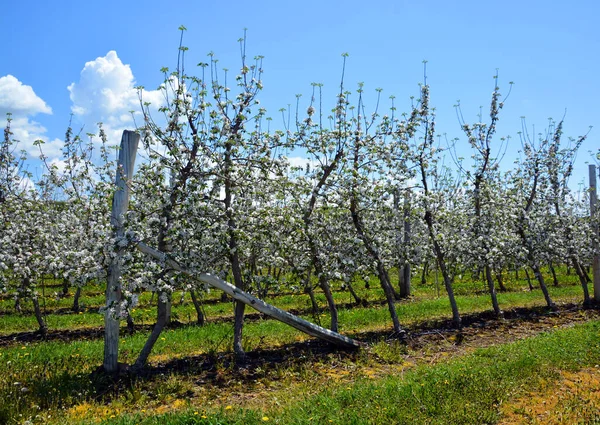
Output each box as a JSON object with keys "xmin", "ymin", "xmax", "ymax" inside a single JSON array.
[
  {"xmin": 0, "ymin": 75, "xmax": 52, "ymax": 116},
  {"xmin": 67, "ymin": 50, "xmax": 163, "ymax": 145},
  {"xmin": 1, "ymin": 52, "xmax": 164, "ymax": 167},
  {"xmin": 0, "ymin": 75, "xmax": 54, "ymax": 158}
]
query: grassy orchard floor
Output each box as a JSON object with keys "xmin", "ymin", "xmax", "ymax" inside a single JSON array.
[
  {"xmin": 0, "ymin": 267, "xmax": 583, "ymax": 336},
  {"xmin": 0, "ymin": 268, "xmax": 598, "ymax": 424}
]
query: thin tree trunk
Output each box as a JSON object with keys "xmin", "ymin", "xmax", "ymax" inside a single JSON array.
[
  {"xmin": 531, "ymin": 263, "xmax": 556, "ymax": 309},
  {"xmin": 165, "ymin": 299, "xmax": 172, "ymax": 325},
  {"xmin": 524, "ymin": 268, "xmax": 534, "ymax": 291},
  {"xmin": 549, "ymin": 262, "xmax": 559, "ymax": 287},
  {"xmin": 350, "ymin": 190, "xmax": 402, "ymax": 334},
  {"xmin": 399, "ymin": 263, "xmax": 411, "ymax": 298},
  {"xmin": 495, "ymin": 269, "xmax": 506, "ymax": 292},
  {"xmin": 424, "ymin": 211, "xmax": 461, "ymax": 327},
  {"xmin": 377, "ymin": 262, "xmax": 402, "ymax": 334},
  {"xmin": 421, "ymin": 262, "xmax": 429, "ymax": 286},
  {"xmin": 485, "ymin": 263, "xmax": 502, "ymax": 316},
  {"xmin": 190, "ymin": 290, "xmax": 205, "ymax": 325},
  {"xmin": 32, "ymin": 295, "xmax": 47, "ymax": 335},
  {"xmin": 345, "ymin": 281, "xmax": 363, "ymax": 306},
  {"xmin": 61, "ymin": 278, "xmax": 69, "ymax": 298},
  {"xmin": 72, "ymin": 286, "xmax": 82, "ymax": 312},
  {"xmin": 319, "ymin": 277, "xmax": 338, "ymax": 333},
  {"xmin": 126, "ymin": 313, "xmax": 135, "ymax": 335},
  {"xmin": 233, "ymin": 300, "xmax": 246, "ymax": 357},
  {"xmin": 303, "ymin": 269, "xmax": 321, "ymax": 324},
  {"xmin": 572, "ymin": 258, "xmax": 591, "ymax": 306},
  {"xmin": 132, "ymin": 294, "xmax": 169, "ymax": 371},
  {"xmin": 223, "ymin": 134, "xmax": 247, "ymax": 361}
]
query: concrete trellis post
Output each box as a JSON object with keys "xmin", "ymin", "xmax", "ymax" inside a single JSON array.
[
  {"xmin": 104, "ymin": 130, "xmax": 140, "ymax": 373},
  {"xmin": 590, "ymin": 165, "xmax": 600, "ymax": 302}
]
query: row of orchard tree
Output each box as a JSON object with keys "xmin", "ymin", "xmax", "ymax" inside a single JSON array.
[{"xmin": 1, "ymin": 32, "xmax": 599, "ymax": 373}]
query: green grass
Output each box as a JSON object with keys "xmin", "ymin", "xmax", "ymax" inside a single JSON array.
[
  {"xmin": 0, "ymin": 265, "xmax": 587, "ymax": 335},
  {"xmin": 0, "ymin": 282, "xmax": 593, "ymax": 424},
  {"xmin": 65, "ymin": 319, "xmax": 600, "ymax": 425},
  {"xmin": 0, "ymin": 266, "xmax": 594, "ymax": 424}
]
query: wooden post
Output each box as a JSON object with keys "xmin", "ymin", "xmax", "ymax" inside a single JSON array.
[
  {"xmin": 136, "ymin": 242, "xmax": 363, "ymax": 348},
  {"xmin": 104, "ymin": 130, "xmax": 140, "ymax": 373},
  {"xmin": 400, "ymin": 190, "xmax": 411, "ymax": 297},
  {"xmin": 590, "ymin": 165, "xmax": 600, "ymax": 302}
]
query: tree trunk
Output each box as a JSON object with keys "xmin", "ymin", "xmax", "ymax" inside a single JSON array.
[
  {"xmin": 132, "ymin": 293, "xmax": 169, "ymax": 371},
  {"xmin": 32, "ymin": 294, "xmax": 47, "ymax": 335},
  {"xmin": 190, "ymin": 290, "xmax": 205, "ymax": 325},
  {"xmin": 549, "ymin": 262, "xmax": 559, "ymax": 287},
  {"xmin": 531, "ymin": 263, "xmax": 556, "ymax": 309},
  {"xmin": 126, "ymin": 313, "xmax": 135, "ymax": 335},
  {"xmin": 421, "ymin": 262, "xmax": 429, "ymax": 286},
  {"xmin": 571, "ymin": 258, "xmax": 591, "ymax": 306},
  {"xmin": 61, "ymin": 278, "xmax": 69, "ymax": 298},
  {"xmin": 496, "ymin": 269, "xmax": 506, "ymax": 292},
  {"xmin": 350, "ymin": 193, "xmax": 402, "ymax": 334},
  {"xmin": 424, "ymin": 211, "xmax": 460, "ymax": 327},
  {"xmin": 377, "ymin": 262, "xmax": 402, "ymax": 334},
  {"xmin": 319, "ymin": 276, "xmax": 339, "ymax": 333},
  {"xmin": 14, "ymin": 297, "xmax": 21, "ymax": 314},
  {"xmin": 233, "ymin": 300, "xmax": 246, "ymax": 358},
  {"xmin": 399, "ymin": 191, "xmax": 412, "ymax": 298},
  {"xmin": 224, "ymin": 136, "xmax": 246, "ymax": 361},
  {"xmin": 303, "ymin": 270, "xmax": 321, "ymax": 324},
  {"xmin": 345, "ymin": 281, "xmax": 363, "ymax": 306},
  {"xmin": 399, "ymin": 264, "xmax": 411, "ymax": 298},
  {"xmin": 485, "ymin": 264, "xmax": 502, "ymax": 316},
  {"xmin": 524, "ymin": 268, "xmax": 534, "ymax": 291},
  {"xmin": 72, "ymin": 286, "xmax": 82, "ymax": 312}
]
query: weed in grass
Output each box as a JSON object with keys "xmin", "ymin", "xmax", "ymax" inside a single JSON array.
[{"xmin": 370, "ymin": 339, "xmax": 408, "ymax": 364}]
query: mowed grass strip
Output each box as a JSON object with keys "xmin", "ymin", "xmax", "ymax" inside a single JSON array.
[
  {"xmin": 77, "ymin": 319, "xmax": 600, "ymax": 425},
  {"xmin": 0, "ymin": 275, "xmax": 588, "ymax": 336},
  {"xmin": 0, "ymin": 291, "xmax": 596, "ymax": 424}
]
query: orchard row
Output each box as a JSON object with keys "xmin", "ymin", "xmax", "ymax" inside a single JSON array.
[{"xmin": 1, "ymin": 34, "xmax": 597, "ymax": 372}]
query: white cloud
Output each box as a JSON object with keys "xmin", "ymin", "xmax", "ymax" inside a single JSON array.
[
  {"xmin": 286, "ymin": 156, "xmax": 320, "ymax": 171},
  {"xmin": 0, "ymin": 75, "xmax": 52, "ymax": 116},
  {"xmin": 49, "ymin": 158, "xmax": 68, "ymax": 173},
  {"xmin": 1, "ymin": 52, "xmax": 164, "ymax": 168},
  {"xmin": 0, "ymin": 76, "xmax": 54, "ymax": 159},
  {"xmin": 67, "ymin": 51, "xmax": 163, "ymax": 145}
]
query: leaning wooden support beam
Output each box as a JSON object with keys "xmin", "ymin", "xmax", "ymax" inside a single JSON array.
[{"xmin": 136, "ymin": 241, "xmax": 364, "ymax": 349}]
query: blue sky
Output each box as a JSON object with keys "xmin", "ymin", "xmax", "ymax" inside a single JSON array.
[{"xmin": 1, "ymin": 0, "xmax": 598, "ymax": 186}]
